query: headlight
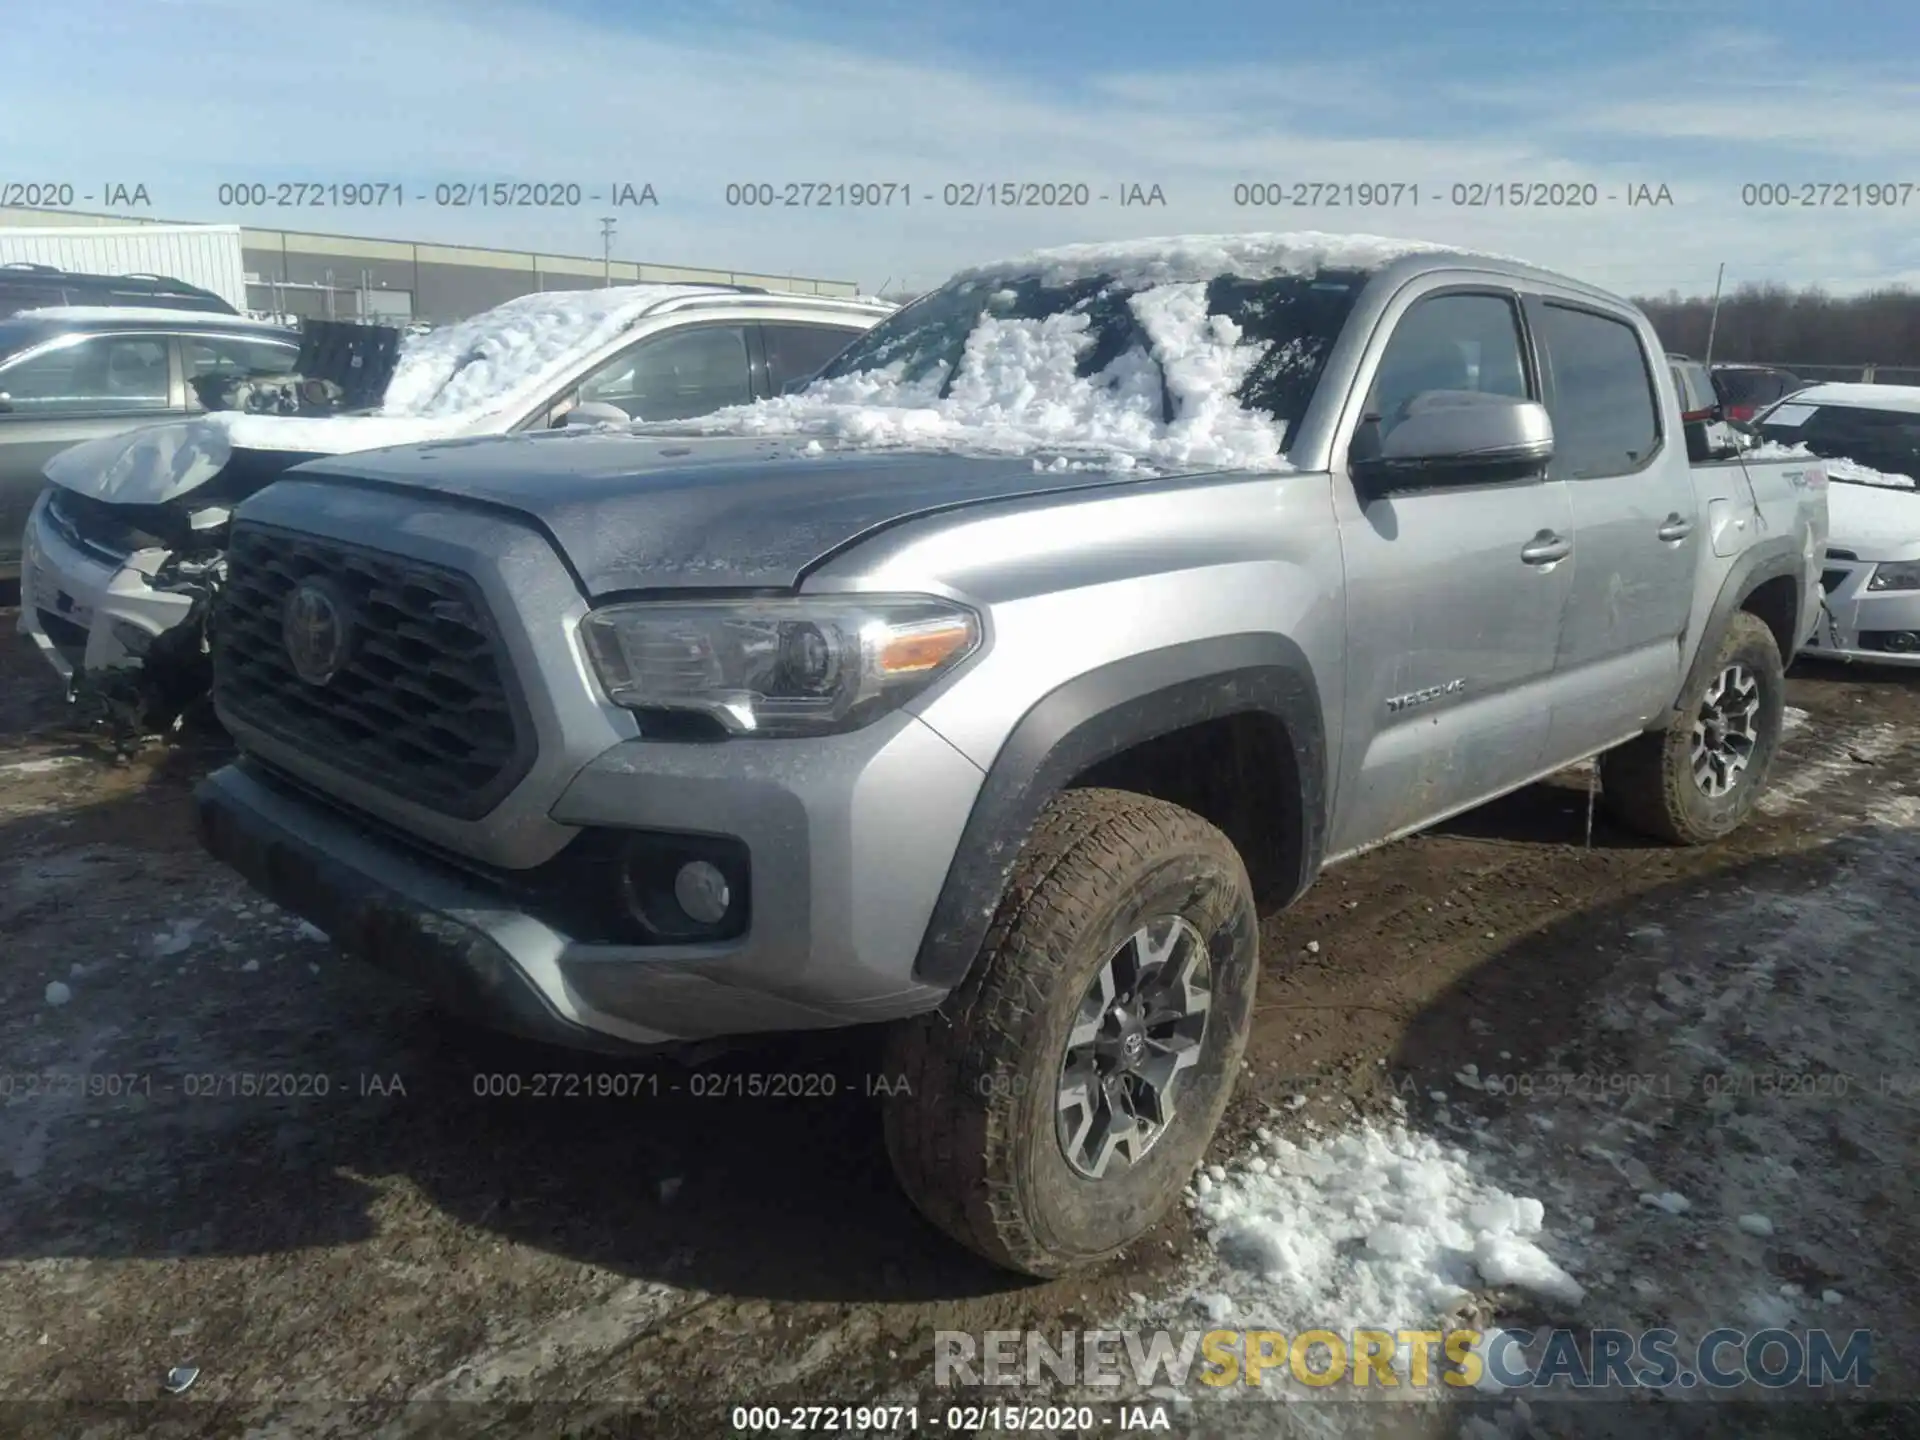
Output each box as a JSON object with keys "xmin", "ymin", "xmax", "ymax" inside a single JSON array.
[
  {"xmin": 581, "ymin": 595, "xmax": 981, "ymax": 736},
  {"xmin": 1867, "ymin": 561, "xmax": 1920, "ymax": 593}
]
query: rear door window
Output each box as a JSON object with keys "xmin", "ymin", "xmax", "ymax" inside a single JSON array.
[
  {"xmin": 184, "ymin": 335, "xmax": 299, "ymax": 379},
  {"xmin": 0, "ymin": 333, "xmax": 173, "ymax": 415},
  {"xmin": 1537, "ymin": 305, "xmax": 1661, "ymax": 477}
]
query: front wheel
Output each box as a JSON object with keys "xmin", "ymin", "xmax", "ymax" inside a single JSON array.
[
  {"xmin": 1599, "ymin": 611, "xmax": 1787, "ymax": 845},
  {"xmin": 881, "ymin": 788, "xmax": 1258, "ymax": 1277}
]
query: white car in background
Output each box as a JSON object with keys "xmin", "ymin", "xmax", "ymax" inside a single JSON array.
[
  {"xmin": 1751, "ymin": 382, "xmax": 1920, "ymax": 664},
  {"xmin": 19, "ymin": 284, "xmax": 891, "ymax": 689}
]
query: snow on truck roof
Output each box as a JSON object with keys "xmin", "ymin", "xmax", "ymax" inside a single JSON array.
[
  {"xmin": 665, "ymin": 231, "xmax": 1533, "ymax": 474},
  {"xmin": 949, "ymin": 229, "xmax": 1512, "ymax": 287}
]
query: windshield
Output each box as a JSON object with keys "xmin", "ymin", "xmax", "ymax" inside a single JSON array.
[
  {"xmin": 1715, "ymin": 368, "xmax": 1797, "ymax": 407},
  {"xmin": 815, "ymin": 268, "xmax": 1368, "ymax": 450},
  {"xmin": 1758, "ymin": 400, "xmax": 1920, "ymax": 480}
]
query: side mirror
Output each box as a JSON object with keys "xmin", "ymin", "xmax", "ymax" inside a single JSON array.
[
  {"xmin": 1353, "ymin": 392, "xmax": 1554, "ymax": 490},
  {"xmin": 560, "ymin": 401, "xmax": 631, "ymax": 427}
]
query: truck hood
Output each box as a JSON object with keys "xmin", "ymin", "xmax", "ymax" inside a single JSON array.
[
  {"xmin": 43, "ymin": 413, "xmax": 474, "ymax": 505},
  {"xmin": 272, "ymin": 428, "xmax": 1185, "ymax": 593},
  {"xmin": 1829, "ymin": 479, "xmax": 1920, "ymax": 559}
]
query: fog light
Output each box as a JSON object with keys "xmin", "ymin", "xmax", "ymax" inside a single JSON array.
[
  {"xmin": 611, "ymin": 831, "xmax": 750, "ymax": 943},
  {"xmin": 674, "ymin": 861, "xmax": 731, "ymax": 925}
]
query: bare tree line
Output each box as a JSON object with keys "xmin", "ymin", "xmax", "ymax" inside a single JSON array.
[{"xmin": 1633, "ymin": 282, "xmax": 1920, "ymax": 368}]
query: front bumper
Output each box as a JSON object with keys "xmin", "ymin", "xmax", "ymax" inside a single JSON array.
[
  {"xmin": 198, "ymin": 702, "xmax": 982, "ymax": 1049},
  {"xmin": 1801, "ymin": 557, "xmax": 1920, "ymax": 668},
  {"xmin": 17, "ymin": 490, "xmax": 194, "ymax": 682}
]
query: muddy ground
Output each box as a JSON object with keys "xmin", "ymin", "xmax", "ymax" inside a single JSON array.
[{"xmin": 2, "ymin": 595, "xmax": 1917, "ymax": 1440}]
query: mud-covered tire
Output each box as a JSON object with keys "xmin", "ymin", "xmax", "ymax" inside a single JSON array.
[
  {"xmin": 1599, "ymin": 611, "xmax": 1787, "ymax": 845},
  {"xmin": 881, "ymin": 787, "xmax": 1258, "ymax": 1277}
]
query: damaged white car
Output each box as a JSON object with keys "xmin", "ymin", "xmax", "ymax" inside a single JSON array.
[
  {"xmin": 1750, "ymin": 382, "xmax": 1920, "ymax": 665},
  {"xmin": 18, "ymin": 284, "xmax": 890, "ymax": 725}
]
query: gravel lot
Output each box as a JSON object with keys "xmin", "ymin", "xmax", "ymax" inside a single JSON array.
[{"xmin": 2, "ymin": 598, "xmax": 1916, "ymax": 1440}]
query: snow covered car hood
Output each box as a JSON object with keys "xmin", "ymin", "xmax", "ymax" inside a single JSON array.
[
  {"xmin": 1829, "ymin": 478, "xmax": 1920, "ymax": 560},
  {"xmin": 42, "ymin": 413, "xmax": 473, "ymax": 504}
]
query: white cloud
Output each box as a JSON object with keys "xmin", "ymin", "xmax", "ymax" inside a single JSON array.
[{"xmin": 2, "ymin": 0, "xmax": 1914, "ymax": 296}]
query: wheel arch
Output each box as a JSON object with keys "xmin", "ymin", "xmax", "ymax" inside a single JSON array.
[
  {"xmin": 911, "ymin": 633, "xmax": 1328, "ymax": 989},
  {"xmin": 1673, "ymin": 541, "xmax": 1804, "ymax": 717}
]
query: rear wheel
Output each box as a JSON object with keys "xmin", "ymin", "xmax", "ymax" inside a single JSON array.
[
  {"xmin": 881, "ymin": 788, "xmax": 1258, "ymax": 1276},
  {"xmin": 1599, "ymin": 611, "xmax": 1786, "ymax": 845}
]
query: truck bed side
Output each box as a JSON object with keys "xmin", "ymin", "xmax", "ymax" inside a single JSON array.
[{"xmin": 1675, "ymin": 451, "xmax": 1828, "ymax": 693}]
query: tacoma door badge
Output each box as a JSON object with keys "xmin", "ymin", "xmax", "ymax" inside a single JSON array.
[{"xmin": 1386, "ymin": 677, "xmax": 1466, "ymax": 714}]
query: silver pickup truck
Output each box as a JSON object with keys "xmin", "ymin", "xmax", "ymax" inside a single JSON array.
[{"xmin": 192, "ymin": 233, "xmax": 1828, "ymax": 1277}]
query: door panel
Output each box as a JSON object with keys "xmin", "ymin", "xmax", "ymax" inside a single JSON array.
[
  {"xmin": 1530, "ymin": 298, "xmax": 1697, "ymax": 759},
  {"xmin": 1330, "ymin": 286, "xmax": 1575, "ymax": 856}
]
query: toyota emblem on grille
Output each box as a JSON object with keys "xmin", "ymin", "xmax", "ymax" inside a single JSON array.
[{"xmin": 281, "ymin": 580, "xmax": 353, "ymax": 686}]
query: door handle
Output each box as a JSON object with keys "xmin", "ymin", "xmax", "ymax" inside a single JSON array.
[
  {"xmin": 1657, "ymin": 513, "xmax": 1694, "ymax": 542},
  {"xmin": 1520, "ymin": 530, "xmax": 1572, "ymax": 565}
]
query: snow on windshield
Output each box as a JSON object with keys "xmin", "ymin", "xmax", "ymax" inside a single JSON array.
[
  {"xmin": 1746, "ymin": 440, "xmax": 1915, "ymax": 488},
  {"xmin": 168, "ymin": 284, "xmax": 726, "ymax": 457},
  {"xmin": 665, "ymin": 232, "xmax": 1484, "ymax": 472},
  {"xmin": 377, "ymin": 284, "xmax": 712, "ymax": 417}
]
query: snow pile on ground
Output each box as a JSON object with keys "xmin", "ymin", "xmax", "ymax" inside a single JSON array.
[
  {"xmin": 1187, "ymin": 1120, "xmax": 1582, "ymax": 1341},
  {"xmin": 671, "ymin": 232, "xmax": 1516, "ymax": 473}
]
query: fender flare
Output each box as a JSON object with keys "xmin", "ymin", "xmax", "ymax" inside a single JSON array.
[
  {"xmin": 1673, "ymin": 540, "xmax": 1805, "ymax": 715},
  {"xmin": 911, "ymin": 633, "xmax": 1328, "ymax": 989}
]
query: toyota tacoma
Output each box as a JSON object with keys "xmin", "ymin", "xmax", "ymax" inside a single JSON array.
[{"xmin": 192, "ymin": 232, "xmax": 1828, "ymax": 1276}]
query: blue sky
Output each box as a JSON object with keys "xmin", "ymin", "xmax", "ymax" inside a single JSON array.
[{"xmin": 6, "ymin": 0, "xmax": 1918, "ymax": 296}]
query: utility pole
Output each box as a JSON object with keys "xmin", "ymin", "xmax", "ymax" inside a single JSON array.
[
  {"xmin": 599, "ymin": 217, "xmax": 617, "ymax": 287},
  {"xmin": 1703, "ymin": 262, "xmax": 1726, "ymax": 367}
]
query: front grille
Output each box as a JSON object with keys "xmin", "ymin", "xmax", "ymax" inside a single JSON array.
[
  {"xmin": 1821, "ymin": 567, "xmax": 1851, "ymax": 594},
  {"xmin": 214, "ymin": 524, "xmax": 534, "ymax": 820},
  {"xmin": 46, "ymin": 490, "xmax": 157, "ymax": 566}
]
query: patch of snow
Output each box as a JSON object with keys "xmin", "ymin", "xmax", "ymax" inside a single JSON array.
[
  {"xmin": 1188, "ymin": 1122, "xmax": 1583, "ymax": 1327},
  {"xmin": 0, "ymin": 755, "xmax": 84, "ymax": 776},
  {"xmin": 43, "ymin": 981, "xmax": 72, "ymax": 1007},
  {"xmin": 240, "ymin": 959, "xmax": 260, "ymax": 973},
  {"xmin": 1736, "ymin": 1213, "xmax": 1774, "ymax": 1237},
  {"xmin": 1823, "ymin": 1289, "xmax": 1844, "ymax": 1305},
  {"xmin": 1638, "ymin": 1191, "xmax": 1691, "ymax": 1215},
  {"xmin": 1783, "ymin": 706, "xmax": 1810, "ymax": 734},
  {"xmin": 293, "ymin": 921, "xmax": 329, "ymax": 944},
  {"xmin": 150, "ymin": 919, "xmax": 203, "ymax": 958}
]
